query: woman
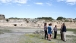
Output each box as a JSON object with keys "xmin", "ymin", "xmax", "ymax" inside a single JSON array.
[
  {"xmin": 53, "ymin": 25, "xmax": 57, "ymax": 39},
  {"xmin": 48, "ymin": 23, "xmax": 52, "ymax": 41},
  {"xmin": 44, "ymin": 23, "xmax": 48, "ymax": 39}
]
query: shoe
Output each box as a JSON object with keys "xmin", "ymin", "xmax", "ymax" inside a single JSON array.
[
  {"xmin": 63, "ymin": 40, "xmax": 66, "ymax": 42},
  {"xmin": 48, "ymin": 40, "xmax": 51, "ymax": 41},
  {"xmin": 64, "ymin": 40, "xmax": 66, "ymax": 42}
]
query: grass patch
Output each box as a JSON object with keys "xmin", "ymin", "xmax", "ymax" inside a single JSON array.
[
  {"xmin": 67, "ymin": 29, "xmax": 76, "ymax": 34},
  {"xmin": 21, "ymin": 33, "xmax": 76, "ymax": 43},
  {"xmin": 25, "ymin": 34, "xmax": 44, "ymax": 39},
  {"xmin": 0, "ymin": 29, "xmax": 12, "ymax": 34},
  {"xmin": 58, "ymin": 29, "xmax": 76, "ymax": 34},
  {"xmin": 24, "ymin": 34, "xmax": 55, "ymax": 43},
  {"xmin": 57, "ymin": 34, "xmax": 76, "ymax": 37}
]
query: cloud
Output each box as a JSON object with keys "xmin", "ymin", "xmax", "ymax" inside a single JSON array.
[
  {"xmin": 35, "ymin": 2, "xmax": 43, "ymax": 5},
  {"xmin": 57, "ymin": 0, "xmax": 76, "ymax": 5},
  {"xmin": 57, "ymin": 0, "xmax": 64, "ymax": 2},
  {"xmin": 46, "ymin": 3, "xmax": 52, "ymax": 6},
  {"xmin": 0, "ymin": 0, "xmax": 27, "ymax": 4},
  {"xmin": 0, "ymin": 0, "xmax": 12, "ymax": 3},
  {"xmin": 14, "ymin": 0, "xmax": 27, "ymax": 4}
]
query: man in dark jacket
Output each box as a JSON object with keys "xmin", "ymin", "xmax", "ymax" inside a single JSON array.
[{"xmin": 62, "ymin": 23, "xmax": 67, "ymax": 42}]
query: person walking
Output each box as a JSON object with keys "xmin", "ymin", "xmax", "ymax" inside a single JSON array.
[
  {"xmin": 62, "ymin": 23, "xmax": 67, "ymax": 42},
  {"xmin": 53, "ymin": 25, "xmax": 57, "ymax": 39},
  {"xmin": 47, "ymin": 23, "xmax": 52, "ymax": 41},
  {"xmin": 44, "ymin": 23, "xmax": 48, "ymax": 39}
]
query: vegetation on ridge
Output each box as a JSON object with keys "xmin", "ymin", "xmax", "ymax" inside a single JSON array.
[{"xmin": 36, "ymin": 17, "xmax": 54, "ymax": 21}]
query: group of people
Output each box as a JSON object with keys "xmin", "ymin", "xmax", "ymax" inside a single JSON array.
[{"xmin": 44, "ymin": 23, "xmax": 67, "ymax": 42}]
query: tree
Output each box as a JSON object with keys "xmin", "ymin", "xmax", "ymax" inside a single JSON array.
[
  {"xmin": 56, "ymin": 17, "xmax": 66, "ymax": 20},
  {"xmin": 9, "ymin": 17, "xmax": 20, "ymax": 19},
  {"xmin": 37, "ymin": 17, "xmax": 54, "ymax": 21}
]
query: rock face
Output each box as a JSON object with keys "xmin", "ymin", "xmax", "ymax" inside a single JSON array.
[
  {"xmin": 0, "ymin": 19, "xmax": 76, "ymax": 29},
  {"xmin": 0, "ymin": 14, "xmax": 76, "ymax": 29},
  {"xmin": 65, "ymin": 18, "xmax": 73, "ymax": 22},
  {"xmin": 0, "ymin": 14, "xmax": 5, "ymax": 20}
]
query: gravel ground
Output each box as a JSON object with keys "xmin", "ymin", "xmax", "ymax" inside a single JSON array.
[
  {"xmin": 0, "ymin": 28, "xmax": 76, "ymax": 43},
  {"xmin": 0, "ymin": 33, "xmax": 76, "ymax": 43}
]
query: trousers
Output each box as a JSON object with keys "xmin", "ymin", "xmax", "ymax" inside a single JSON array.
[
  {"xmin": 54, "ymin": 31, "xmax": 57, "ymax": 39},
  {"xmin": 63, "ymin": 32, "xmax": 66, "ymax": 41},
  {"xmin": 44, "ymin": 30, "xmax": 48, "ymax": 39}
]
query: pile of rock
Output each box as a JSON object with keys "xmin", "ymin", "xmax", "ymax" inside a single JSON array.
[{"xmin": 33, "ymin": 30, "xmax": 44, "ymax": 35}]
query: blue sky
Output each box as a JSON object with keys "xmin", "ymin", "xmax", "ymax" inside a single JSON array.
[{"xmin": 0, "ymin": 0, "xmax": 76, "ymax": 19}]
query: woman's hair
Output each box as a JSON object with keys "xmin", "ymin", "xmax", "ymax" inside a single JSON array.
[{"xmin": 49, "ymin": 23, "xmax": 52, "ymax": 26}]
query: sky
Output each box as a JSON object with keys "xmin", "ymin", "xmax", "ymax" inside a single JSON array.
[{"xmin": 0, "ymin": 0, "xmax": 76, "ymax": 19}]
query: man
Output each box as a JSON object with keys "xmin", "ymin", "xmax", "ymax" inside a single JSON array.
[{"xmin": 62, "ymin": 23, "xmax": 67, "ymax": 42}]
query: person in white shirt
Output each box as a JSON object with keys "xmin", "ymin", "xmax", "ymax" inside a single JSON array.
[{"xmin": 53, "ymin": 25, "xmax": 57, "ymax": 39}]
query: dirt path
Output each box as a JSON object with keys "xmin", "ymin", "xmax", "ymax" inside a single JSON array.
[
  {"xmin": 0, "ymin": 28, "xmax": 43, "ymax": 43},
  {"xmin": 0, "ymin": 28, "xmax": 76, "ymax": 43},
  {"xmin": 0, "ymin": 32, "xmax": 25, "ymax": 43}
]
